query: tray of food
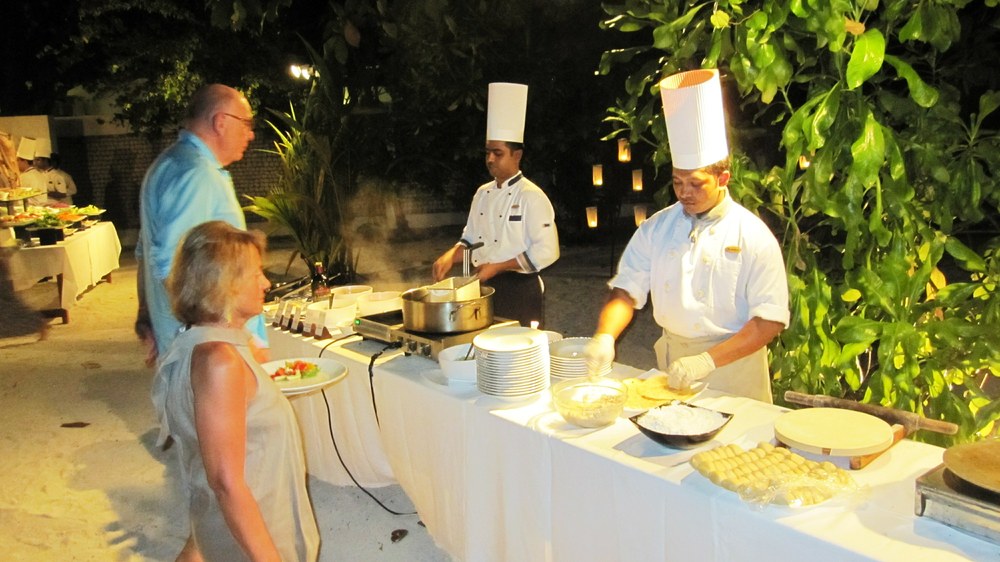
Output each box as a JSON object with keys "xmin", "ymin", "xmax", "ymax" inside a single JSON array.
[
  {"xmin": 690, "ymin": 442, "xmax": 857, "ymax": 507},
  {"xmin": 0, "ymin": 212, "xmax": 41, "ymax": 228}
]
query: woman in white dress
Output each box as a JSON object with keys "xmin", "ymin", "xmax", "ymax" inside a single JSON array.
[{"xmin": 152, "ymin": 220, "xmax": 319, "ymax": 561}]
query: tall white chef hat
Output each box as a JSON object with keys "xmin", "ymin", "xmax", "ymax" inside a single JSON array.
[
  {"xmin": 16, "ymin": 137, "xmax": 37, "ymax": 161},
  {"xmin": 659, "ymin": 69, "xmax": 729, "ymax": 170},
  {"xmin": 35, "ymin": 138, "xmax": 53, "ymax": 159},
  {"xmin": 486, "ymin": 82, "xmax": 528, "ymax": 144}
]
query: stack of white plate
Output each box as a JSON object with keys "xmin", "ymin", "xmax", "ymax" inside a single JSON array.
[
  {"xmin": 549, "ymin": 337, "xmax": 612, "ymax": 380},
  {"xmin": 473, "ymin": 326, "xmax": 550, "ymax": 399}
]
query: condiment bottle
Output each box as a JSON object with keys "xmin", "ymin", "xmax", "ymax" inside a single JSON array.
[{"xmin": 311, "ymin": 261, "xmax": 331, "ymax": 301}]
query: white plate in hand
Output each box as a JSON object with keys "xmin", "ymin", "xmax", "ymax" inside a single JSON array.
[{"xmin": 261, "ymin": 357, "xmax": 349, "ymax": 396}]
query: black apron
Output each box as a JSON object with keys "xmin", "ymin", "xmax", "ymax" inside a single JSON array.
[{"xmin": 484, "ymin": 271, "xmax": 544, "ymax": 328}]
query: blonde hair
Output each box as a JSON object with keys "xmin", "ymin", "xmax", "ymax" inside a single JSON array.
[{"xmin": 167, "ymin": 221, "xmax": 267, "ymax": 325}]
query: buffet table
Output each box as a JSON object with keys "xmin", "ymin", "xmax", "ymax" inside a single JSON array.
[
  {"xmin": 370, "ymin": 353, "xmax": 1000, "ymax": 562},
  {"xmin": 266, "ymin": 325, "xmax": 999, "ymax": 561},
  {"xmin": 6, "ymin": 221, "xmax": 121, "ymax": 322}
]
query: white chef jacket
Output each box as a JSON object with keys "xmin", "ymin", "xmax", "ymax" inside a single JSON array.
[
  {"xmin": 459, "ymin": 173, "xmax": 559, "ymax": 273},
  {"xmin": 44, "ymin": 168, "xmax": 77, "ymax": 205},
  {"xmin": 20, "ymin": 168, "xmax": 46, "ymax": 206},
  {"xmin": 610, "ymin": 192, "xmax": 789, "ymax": 338}
]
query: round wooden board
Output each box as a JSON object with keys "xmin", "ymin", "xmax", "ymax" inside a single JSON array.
[
  {"xmin": 943, "ymin": 439, "xmax": 1000, "ymax": 493},
  {"xmin": 774, "ymin": 407, "xmax": 894, "ymax": 457}
]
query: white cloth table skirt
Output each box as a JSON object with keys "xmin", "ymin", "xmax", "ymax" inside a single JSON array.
[
  {"xmin": 7, "ymin": 221, "xmax": 121, "ymax": 309},
  {"xmin": 373, "ymin": 358, "xmax": 1000, "ymax": 562},
  {"xmin": 267, "ymin": 328, "xmax": 396, "ymax": 487}
]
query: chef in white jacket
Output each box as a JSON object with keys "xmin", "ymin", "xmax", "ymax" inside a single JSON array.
[
  {"xmin": 34, "ymin": 138, "xmax": 77, "ymax": 205},
  {"xmin": 16, "ymin": 137, "xmax": 47, "ymax": 206},
  {"xmin": 585, "ymin": 69, "xmax": 789, "ymax": 403},
  {"xmin": 433, "ymin": 82, "xmax": 560, "ymax": 328}
]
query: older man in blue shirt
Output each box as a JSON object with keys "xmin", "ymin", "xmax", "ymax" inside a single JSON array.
[{"xmin": 135, "ymin": 84, "xmax": 267, "ymax": 365}]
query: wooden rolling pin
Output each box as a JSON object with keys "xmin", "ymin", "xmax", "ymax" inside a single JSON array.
[{"xmin": 783, "ymin": 391, "xmax": 958, "ymax": 435}]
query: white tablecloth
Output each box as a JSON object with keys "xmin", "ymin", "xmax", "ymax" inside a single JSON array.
[
  {"xmin": 372, "ymin": 357, "xmax": 1000, "ymax": 562},
  {"xmin": 268, "ymin": 327, "xmax": 398, "ymax": 487},
  {"xmin": 7, "ymin": 221, "xmax": 121, "ymax": 309}
]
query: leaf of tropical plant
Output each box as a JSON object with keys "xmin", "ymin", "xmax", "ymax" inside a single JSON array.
[
  {"xmin": 933, "ymin": 282, "xmax": 981, "ymax": 307},
  {"xmin": 710, "ymin": 10, "xmax": 730, "ymax": 29},
  {"xmin": 850, "ymin": 110, "xmax": 886, "ymax": 188},
  {"xmin": 846, "ymin": 28, "xmax": 885, "ymax": 90},
  {"xmin": 882, "ymin": 54, "xmax": 939, "ymax": 108},
  {"xmin": 973, "ymin": 397, "xmax": 1000, "ymax": 434},
  {"xmin": 976, "ymin": 90, "xmax": 1000, "ymax": 129},
  {"xmin": 945, "ymin": 237, "xmax": 987, "ymax": 273},
  {"xmin": 833, "ymin": 315, "xmax": 882, "ymax": 343},
  {"xmin": 898, "ymin": 4, "xmax": 925, "ymax": 43}
]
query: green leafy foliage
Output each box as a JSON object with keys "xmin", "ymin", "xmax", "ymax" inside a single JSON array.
[{"xmin": 600, "ymin": 0, "xmax": 1000, "ymax": 444}]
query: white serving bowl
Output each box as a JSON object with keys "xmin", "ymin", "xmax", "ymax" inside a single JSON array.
[
  {"xmin": 305, "ymin": 298, "xmax": 357, "ymax": 335},
  {"xmin": 358, "ymin": 290, "xmax": 403, "ymax": 316},
  {"xmin": 438, "ymin": 343, "xmax": 478, "ymax": 383},
  {"xmin": 330, "ymin": 284, "xmax": 373, "ymax": 304}
]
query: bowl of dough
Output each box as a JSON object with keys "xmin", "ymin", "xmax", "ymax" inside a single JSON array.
[
  {"xmin": 551, "ymin": 377, "xmax": 627, "ymax": 428},
  {"xmin": 629, "ymin": 401, "xmax": 733, "ymax": 448}
]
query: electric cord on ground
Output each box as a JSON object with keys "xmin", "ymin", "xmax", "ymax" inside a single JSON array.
[{"xmin": 317, "ymin": 385, "xmax": 415, "ymax": 516}]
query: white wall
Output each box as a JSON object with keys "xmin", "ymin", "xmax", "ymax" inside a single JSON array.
[{"xmin": 0, "ymin": 115, "xmax": 54, "ymax": 153}]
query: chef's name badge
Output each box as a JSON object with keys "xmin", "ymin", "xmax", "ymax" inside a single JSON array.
[{"xmin": 725, "ymin": 246, "xmax": 741, "ymax": 254}]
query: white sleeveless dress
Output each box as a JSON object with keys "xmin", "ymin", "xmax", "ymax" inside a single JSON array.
[{"xmin": 152, "ymin": 325, "xmax": 320, "ymax": 561}]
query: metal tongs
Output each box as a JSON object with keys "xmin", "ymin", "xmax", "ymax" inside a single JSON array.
[
  {"xmin": 461, "ymin": 242, "xmax": 485, "ymax": 362},
  {"xmin": 463, "ymin": 241, "xmax": 484, "ymax": 278}
]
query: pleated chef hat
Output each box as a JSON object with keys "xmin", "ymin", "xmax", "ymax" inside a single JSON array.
[
  {"xmin": 659, "ymin": 69, "xmax": 729, "ymax": 170},
  {"xmin": 486, "ymin": 82, "xmax": 528, "ymax": 143},
  {"xmin": 34, "ymin": 138, "xmax": 52, "ymax": 159},
  {"xmin": 16, "ymin": 137, "xmax": 36, "ymax": 161}
]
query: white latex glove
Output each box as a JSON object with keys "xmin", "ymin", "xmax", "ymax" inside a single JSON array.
[
  {"xmin": 666, "ymin": 352, "xmax": 716, "ymax": 390},
  {"xmin": 584, "ymin": 333, "xmax": 616, "ymax": 376}
]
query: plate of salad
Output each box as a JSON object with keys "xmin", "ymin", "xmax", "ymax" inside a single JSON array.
[
  {"xmin": 261, "ymin": 357, "xmax": 348, "ymax": 396},
  {"xmin": 74, "ymin": 205, "xmax": 106, "ymax": 216}
]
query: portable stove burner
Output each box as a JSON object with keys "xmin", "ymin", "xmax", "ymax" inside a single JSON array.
[
  {"xmin": 915, "ymin": 463, "xmax": 1000, "ymax": 545},
  {"xmin": 353, "ymin": 310, "xmax": 518, "ymax": 360}
]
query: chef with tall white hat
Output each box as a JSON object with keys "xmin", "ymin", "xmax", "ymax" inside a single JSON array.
[
  {"xmin": 432, "ymin": 82, "xmax": 560, "ymax": 328},
  {"xmin": 16, "ymin": 137, "xmax": 47, "ymax": 205},
  {"xmin": 584, "ymin": 69, "xmax": 789, "ymax": 402}
]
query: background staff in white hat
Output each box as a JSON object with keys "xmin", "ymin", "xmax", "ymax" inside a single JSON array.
[
  {"xmin": 34, "ymin": 138, "xmax": 77, "ymax": 206},
  {"xmin": 584, "ymin": 69, "xmax": 789, "ymax": 403},
  {"xmin": 432, "ymin": 82, "xmax": 560, "ymax": 328},
  {"xmin": 15, "ymin": 137, "xmax": 47, "ymax": 205}
]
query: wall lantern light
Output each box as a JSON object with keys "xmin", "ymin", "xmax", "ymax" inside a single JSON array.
[
  {"xmin": 592, "ymin": 164, "xmax": 603, "ymax": 187},
  {"xmin": 586, "ymin": 206, "xmax": 599, "ymax": 228},
  {"xmin": 634, "ymin": 204, "xmax": 648, "ymax": 227},
  {"xmin": 617, "ymin": 138, "xmax": 631, "ymax": 162},
  {"xmin": 632, "ymin": 169, "xmax": 643, "ymax": 192}
]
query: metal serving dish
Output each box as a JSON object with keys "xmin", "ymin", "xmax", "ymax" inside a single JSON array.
[{"xmin": 401, "ymin": 285, "xmax": 494, "ymax": 334}]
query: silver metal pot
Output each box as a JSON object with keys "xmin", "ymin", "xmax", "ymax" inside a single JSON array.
[{"xmin": 401, "ymin": 286, "xmax": 494, "ymax": 333}]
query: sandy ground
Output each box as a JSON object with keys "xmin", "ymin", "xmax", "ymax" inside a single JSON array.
[{"xmin": 0, "ymin": 228, "xmax": 659, "ymax": 561}]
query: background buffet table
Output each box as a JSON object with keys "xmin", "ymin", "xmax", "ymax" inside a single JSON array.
[
  {"xmin": 269, "ymin": 327, "xmax": 1000, "ymax": 561},
  {"xmin": 6, "ymin": 221, "xmax": 121, "ymax": 322}
]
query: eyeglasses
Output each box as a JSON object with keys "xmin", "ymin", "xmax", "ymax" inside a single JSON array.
[{"xmin": 222, "ymin": 112, "xmax": 255, "ymax": 130}]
